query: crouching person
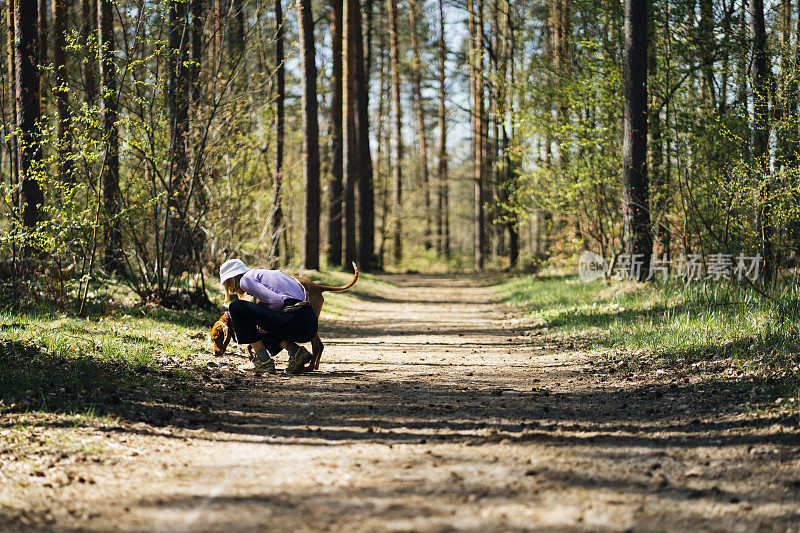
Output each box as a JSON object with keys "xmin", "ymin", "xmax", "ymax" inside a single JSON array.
[{"xmin": 219, "ymin": 259, "xmax": 316, "ymax": 374}]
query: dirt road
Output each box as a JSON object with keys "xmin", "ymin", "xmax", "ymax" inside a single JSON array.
[{"xmin": 4, "ymin": 274, "xmax": 800, "ymax": 532}]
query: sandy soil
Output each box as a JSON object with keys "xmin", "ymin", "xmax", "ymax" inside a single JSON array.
[{"xmin": 2, "ymin": 274, "xmax": 800, "ymax": 532}]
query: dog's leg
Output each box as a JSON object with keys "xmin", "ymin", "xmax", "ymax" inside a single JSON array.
[{"xmin": 311, "ymin": 335, "xmax": 324, "ymax": 370}]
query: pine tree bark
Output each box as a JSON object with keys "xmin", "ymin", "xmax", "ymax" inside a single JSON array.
[
  {"xmin": 387, "ymin": 0, "xmax": 403, "ymax": 263},
  {"xmin": 298, "ymin": 0, "xmax": 321, "ymax": 269},
  {"xmin": 778, "ymin": 0, "xmax": 797, "ymax": 170},
  {"xmin": 212, "ymin": 0, "xmax": 221, "ymax": 72},
  {"xmin": 555, "ymin": 0, "xmax": 574, "ymax": 238},
  {"xmin": 15, "ymin": 0, "xmax": 43, "ymax": 230},
  {"xmin": 750, "ymin": 0, "xmax": 772, "ymax": 281},
  {"xmin": 649, "ymin": 0, "xmax": 667, "ymax": 255},
  {"xmin": 468, "ymin": 0, "xmax": 486, "ymax": 270},
  {"xmin": 190, "ymin": 0, "xmax": 206, "ymax": 262},
  {"xmin": 436, "ymin": 0, "xmax": 448, "ymax": 254},
  {"xmin": 99, "ymin": 0, "xmax": 122, "ymax": 271},
  {"xmin": 375, "ymin": 14, "xmax": 390, "ymax": 268},
  {"xmin": 81, "ymin": 0, "xmax": 97, "ymax": 105},
  {"xmin": 363, "ymin": 0, "xmax": 374, "ymax": 79},
  {"xmin": 622, "ymin": 0, "xmax": 652, "ymax": 278},
  {"xmin": 190, "ymin": 0, "xmax": 203, "ymax": 107},
  {"xmin": 328, "ymin": 0, "xmax": 343, "ymax": 267},
  {"xmin": 488, "ymin": 9, "xmax": 500, "ymax": 260},
  {"xmin": 230, "ymin": 0, "xmax": 244, "ymax": 57},
  {"xmin": 351, "ymin": 0, "xmax": 375, "ymax": 270},
  {"xmin": 408, "ymin": 0, "xmax": 432, "ymax": 250},
  {"xmin": 342, "ymin": 0, "xmax": 357, "ymax": 267},
  {"xmin": 6, "ymin": 0, "xmax": 18, "ymax": 199},
  {"xmin": 38, "ymin": 0, "xmax": 47, "ymax": 103},
  {"xmin": 699, "ymin": 0, "xmax": 716, "ymax": 108},
  {"xmin": 273, "ymin": 0, "xmax": 286, "ymax": 259},
  {"xmin": 53, "ymin": 0, "xmax": 71, "ymax": 182},
  {"xmin": 501, "ymin": 0, "xmax": 518, "ymax": 267},
  {"xmin": 167, "ymin": 0, "xmax": 191, "ymax": 274}
]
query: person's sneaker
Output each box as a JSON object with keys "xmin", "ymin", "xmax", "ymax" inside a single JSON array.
[
  {"xmin": 237, "ymin": 361, "xmax": 256, "ymax": 372},
  {"xmin": 285, "ymin": 345, "xmax": 313, "ymax": 374},
  {"xmin": 237, "ymin": 358, "xmax": 277, "ymax": 374},
  {"xmin": 254, "ymin": 357, "xmax": 277, "ymax": 374}
]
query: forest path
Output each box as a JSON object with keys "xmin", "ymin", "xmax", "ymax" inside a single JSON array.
[{"xmin": 10, "ymin": 274, "xmax": 800, "ymax": 532}]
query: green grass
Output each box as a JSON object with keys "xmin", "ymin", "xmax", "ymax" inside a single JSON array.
[
  {"xmin": 0, "ymin": 301, "xmax": 220, "ymax": 418},
  {"xmin": 499, "ymin": 274, "xmax": 800, "ymax": 374},
  {"xmin": 0, "ymin": 267, "xmax": 391, "ymax": 418}
]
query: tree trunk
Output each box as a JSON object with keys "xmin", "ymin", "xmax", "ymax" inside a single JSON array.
[
  {"xmin": 53, "ymin": 0, "xmax": 71, "ymax": 182},
  {"xmin": 375, "ymin": 12, "xmax": 389, "ymax": 268},
  {"xmin": 363, "ymin": 0, "xmax": 374, "ymax": 79},
  {"xmin": 81, "ymin": 0, "xmax": 97, "ymax": 105},
  {"xmin": 649, "ymin": 0, "xmax": 667, "ymax": 254},
  {"xmin": 190, "ymin": 0, "xmax": 206, "ymax": 263},
  {"xmin": 230, "ymin": 0, "xmax": 244, "ymax": 57},
  {"xmin": 327, "ymin": 0, "xmax": 343, "ymax": 266},
  {"xmin": 408, "ymin": 0, "xmax": 432, "ymax": 250},
  {"xmin": 554, "ymin": 0, "xmax": 574, "ymax": 239},
  {"xmin": 16, "ymin": 0, "xmax": 43, "ymax": 230},
  {"xmin": 622, "ymin": 0, "xmax": 652, "ymax": 278},
  {"xmin": 166, "ymin": 0, "xmax": 191, "ymax": 277},
  {"xmin": 750, "ymin": 0, "xmax": 772, "ymax": 281},
  {"xmin": 699, "ymin": 0, "xmax": 716, "ymax": 108},
  {"xmin": 38, "ymin": 0, "xmax": 47, "ymax": 110},
  {"xmin": 99, "ymin": 0, "xmax": 122, "ymax": 272},
  {"xmin": 488, "ymin": 14, "xmax": 500, "ymax": 260},
  {"xmin": 212, "ymin": 0, "xmax": 221, "ymax": 73},
  {"xmin": 190, "ymin": 0, "xmax": 203, "ymax": 107},
  {"xmin": 6, "ymin": 0, "xmax": 18, "ymax": 202},
  {"xmin": 298, "ymin": 0, "xmax": 320, "ymax": 269},
  {"xmin": 468, "ymin": 0, "xmax": 486, "ymax": 270},
  {"xmin": 387, "ymin": 0, "xmax": 403, "ymax": 264},
  {"xmin": 778, "ymin": 0, "xmax": 797, "ymax": 171},
  {"xmin": 502, "ymin": 0, "xmax": 518, "ymax": 267},
  {"xmin": 342, "ymin": 1, "xmax": 357, "ymax": 268},
  {"xmin": 351, "ymin": 0, "xmax": 374, "ymax": 270},
  {"xmin": 436, "ymin": 0, "xmax": 448, "ymax": 254},
  {"xmin": 273, "ymin": 0, "xmax": 286, "ymax": 260}
]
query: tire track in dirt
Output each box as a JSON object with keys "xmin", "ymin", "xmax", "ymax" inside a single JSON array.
[{"xmin": 8, "ymin": 274, "xmax": 800, "ymax": 532}]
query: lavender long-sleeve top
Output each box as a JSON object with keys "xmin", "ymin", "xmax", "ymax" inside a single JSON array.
[{"xmin": 239, "ymin": 269, "xmax": 306, "ymax": 310}]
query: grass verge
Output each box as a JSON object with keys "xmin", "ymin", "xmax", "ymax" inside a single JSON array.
[
  {"xmin": 499, "ymin": 274, "xmax": 800, "ymax": 407},
  {"xmin": 0, "ymin": 267, "xmax": 389, "ymax": 418}
]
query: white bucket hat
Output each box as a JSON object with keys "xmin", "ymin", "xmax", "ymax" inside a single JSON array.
[{"xmin": 219, "ymin": 259, "xmax": 249, "ymax": 286}]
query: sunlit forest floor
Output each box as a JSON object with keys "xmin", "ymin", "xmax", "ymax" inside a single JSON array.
[{"xmin": 1, "ymin": 272, "xmax": 799, "ymax": 531}]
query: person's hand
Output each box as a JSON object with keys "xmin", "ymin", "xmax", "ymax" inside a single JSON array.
[{"xmin": 256, "ymin": 325, "xmax": 267, "ymax": 334}]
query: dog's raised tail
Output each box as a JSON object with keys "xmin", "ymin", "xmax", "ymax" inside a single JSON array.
[{"xmin": 316, "ymin": 262, "xmax": 359, "ymax": 292}]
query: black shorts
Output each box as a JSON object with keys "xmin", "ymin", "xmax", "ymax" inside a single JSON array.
[{"xmin": 228, "ymin": 299, "xmax": 318, "ymax": 353}]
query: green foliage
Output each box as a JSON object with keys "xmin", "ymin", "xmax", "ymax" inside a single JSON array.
[
  {"xmin": 503, "ymin": 4, "xmax": 625, "ymax": 260},
  {"xmin": 0, "ymin": 0, "xmax": 303, "ymax": 306}
]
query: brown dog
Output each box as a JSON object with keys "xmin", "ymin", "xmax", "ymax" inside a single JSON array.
[{"xmin": 210, "ymin": 263, "xmax": 359, "ymax": 371}]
